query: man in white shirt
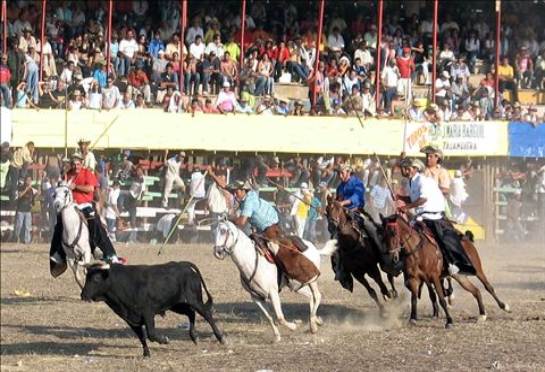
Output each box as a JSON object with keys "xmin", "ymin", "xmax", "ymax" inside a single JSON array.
[
  {"xmin": 435, "ymin": 71, "xmax": 451, "ymax": 106},
  {"xmin": 162, "ymin": 151, "xmax": 186, "ymax": 208},
  {"xmin": 205, "ymin": 34, "xmax": 224, "ymax": 59},
  {"xmin": 118, "ymin": 30, "xmax": 139, "ymax": 76},
  {"xmin": 185, "ymin": 18, "xmax": 204, "ymax": 45},
  {"xmin": 396, "ymin": 158, "xmax": 473, "ymax": 275},
  {"xmin": 105, "ymin": 180, "xmax": 121, "ymax": 241},
  {"xmin": 206, "ymin": 170, "xmax": 231, "ymax": 229},
  {"xmin": 327, "ymin": 27, "xmax": 345, "ymax": 55},
  {"xmin": 381, "ymin": 59, "xmax": 400, "ymax": 114},
  {"xmin": 189, "ymin": 35, "xmax": 205, "ymax": 61},
  {"xmin": 186, "ymin": 165, "xmax": 207, "ymax": 225}
]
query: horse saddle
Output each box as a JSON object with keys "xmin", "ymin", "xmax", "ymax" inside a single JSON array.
[
  {"xmin": 286, "ymin": 235, "xmax": 308, "ymax": 253},
  {"xmin": 250, "ymin": 233, "xmax": 276, "ymax": 264}
]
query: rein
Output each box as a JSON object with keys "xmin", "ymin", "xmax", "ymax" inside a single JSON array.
[
  {"xmin": 62, "ymin": 206, "xmax": 84, "ymax": 251},
  {"xmin": 390, "ymin": 218, "xmax": 425, "ymax": 258}
]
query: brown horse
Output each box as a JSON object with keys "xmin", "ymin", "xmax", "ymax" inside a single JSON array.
[
  {"xmin": 381, "ymin": 214, "xmax": 510, "ymax": 328},
  {"xmin": 325, "ymin": 197, "xmax": 397, "ymax": 313}
]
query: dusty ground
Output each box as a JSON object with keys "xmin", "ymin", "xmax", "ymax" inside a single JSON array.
[{"xmin": 1, "ymin": 240, "xmax": 544, "ymax": 371}]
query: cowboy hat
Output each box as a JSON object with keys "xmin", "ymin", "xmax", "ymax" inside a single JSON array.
[
  {"xmin": 399, "ymin": 158, "xmax": 425, "ymax": 171},
  {"xmin": 71, "ymin": 152, "xmax": 84, "ymax": 161},
  {"xmin": 420, "ymin": 144, "xmax": 443, "ymax": 158},
  {"xmin": 77, "ymin": 138, "xmax": 91, "ymax": 145},
  {"xmin": 227, "ymin": 180, "xmax": 252, "ymax": 191}
]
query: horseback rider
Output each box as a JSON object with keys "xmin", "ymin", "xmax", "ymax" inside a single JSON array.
[
  {"xmin": 50, "ymin": 153, "xmax": 125, "ymax": 276},
  {"xmin": 335, "ymin": 163, "xmax": 383, "ymax": 248},
  {"xmin": 395, "ymin": 158, "xmax": 473, "ymax": 275},
  {"xmin": 208, "ymin": 168, "xmax": 319, "ymax": 283},
  {"xmin": 421, "ymin": 145, "xmax": 450, "ymax": 196}
]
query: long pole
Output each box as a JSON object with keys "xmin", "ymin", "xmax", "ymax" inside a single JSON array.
[
  {"xmin": 179, "ymin": 0, "xmax": 187, "ymax": 92},
  {"xmin": 239, "ymin": 0, "xmax": 246, "ymax": 68},
  {"xmin": 106, "ymin": 0, "xmax": 112, "ymax": 76},
  {"xmin": 1, "ymin": 0, "xmax": 6, "ymax": 53},
  {"xmin": 158, "ymin": 170, "xmax": 209, "ymax": 256},
  {"xmin": 431, "ymin": 0, "xmax": 438, "ymax": 103},
  {"xmin": 375, "ymin": 0, "xmax": 383, "ymax": 109},
  {"xmin": 311, "ymin": 0, "xmax": 325, "ymax": 108},
  {"xmin": 494, "ymin": 0, "xmax": 501, "ymax": 110},
  {"xmin": 39, "ymin": 0, "xmax": 46, "ymax": 81}
]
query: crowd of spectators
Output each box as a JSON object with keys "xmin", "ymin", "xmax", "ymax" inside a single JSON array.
[{"xmin": 1, "ymin": 1, "xmax": 544, "ymax": 123}]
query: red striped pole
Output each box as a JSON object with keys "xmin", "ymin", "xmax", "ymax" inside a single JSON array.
[
  {"xmin": 39, "ymin": 0, "xmax": 46, "ymax": 80},
  {"xmin": 375, "ymin": 0, "xmax": 384, "ymax": 109},
  {"xmin": 494, "ymin": 0, "xmax": 501, "ymax": 109},
  {"xmin": 431, "ymin": 0, "xmax": 438, "ymax": 103},
  {"xmin": 239, "ymin": 0, "xmax": 246, "ymax": 68},
  {"xmin": 180, "ymin": 0, "xmax": 187, "ymax": 92},
  {"xmin": 311, "ymin": 0, "xmax": 325, "ymax": 108},
  {"xmin": 106, "ymin": 0, "xmax": 113, "ymax": 76},
  {"xmin": 2, "ymin": 0, "xmax": 7, "ymax": 53}
]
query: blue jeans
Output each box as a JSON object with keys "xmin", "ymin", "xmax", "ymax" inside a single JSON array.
[
  {"xmin": 15, "ymin": 211, "xmax": 32, "ymax": 243},
  {"xmin": 0, "ymin": 84, "xmax": 11, "ymax": 107},
  {"xmin": 184, "ymin": 72, "xmax": 201, "ymax": 95},
  {"xmin": 383, "ymin": 87, "xmax": 397, "ymax": 113},
  {"xmin": 26, "ymin": 64, "xmax": 39, "ymax": 104},
  {"xmin": 288, "ymin": 62, "xmax": 309, "ymax": 82},
  {"xmin": 303, "ymin": 219, "xmax": 317, "ymax": 242},
  {"xmin": 254, "ymin": 76, "xmax": 273, "ymax": 96},
  {"xmin": 118, "ymin": 56, "xmax": 132, "ymax": 76}
]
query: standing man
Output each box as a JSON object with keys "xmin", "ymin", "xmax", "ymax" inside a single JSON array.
[
  {"xmin": 395, "ymin": 158, "xmax": 473, "ymax": 275},
  {"xmin": 75, "ymin": 138, "xmax": 97, "ymax": 171},
  {"xmin": 50, "ymin": 153, "xmax": 125, "ymax": 276},
  {"xmin": 14, "ymin": 175, "xmax": 36, "ymax": 244},
  {"xmin": 162, "ymin": 151, "xmax": 186, "ymax": 208},
  {"xmin": 9, "ymin": 141, "xmax": 34, "ymax": 202}
]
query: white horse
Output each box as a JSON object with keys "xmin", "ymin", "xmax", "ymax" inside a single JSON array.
[
  {"xmin": 52, "ymin": 183, "xmax": 93, "ymax": 289},
  {"xmin": 213, "ymin": 220, "xmax": 338, "ymax": 341}
]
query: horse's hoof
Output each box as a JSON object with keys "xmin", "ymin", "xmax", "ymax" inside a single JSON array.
[
  {"xmin": 477, "ymin": 314, "xmax": 487, "ymax": 323},
  {"xmin": 502, "ymin": 303, "xmax": 511, "ymax": 313},
  {"xmin": 284, "ymin": 322, "xmax": 297, "ymax": 331},
  {"xmin": 432, "ymin": 312, "xmax": 439, "ymax": 319},
  {"xmin": 445, "ymin": 322, "xmax": 453, "ymax": 329},
  {"xmin": 383, "ymin": 294, "xmax": 390, "ymax": 302},
  {"xmin": 273, "ymin": 335, "xmax": 282, "ymax": 343},
  {"xmin": 315, "ymin": 316, "xmax": 324, "ymax": 326},
  {"xmin": 409, "ymin": 319, "xmax": 417, "ymax": 326},
  {"xmin": 310, "ymin": 322, "xmax": 318, "ymax": 334}
]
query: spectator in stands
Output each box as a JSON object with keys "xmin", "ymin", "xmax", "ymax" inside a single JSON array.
[
  {"xmin": 516, "ymin": 46, "xmax": 534, "ymax": 89},
  {"xmin": 290, "ymin": 182, "xmax": 311, "ymax": 238},
  {"xmin": 381, "ymin": 59, "xmax": 400, "ymax": 115},
  {"xmin": 68, "ymin": 89, "xmax": 85, "ymax": 110},
  {"xmin": 148, "ymin": 31, "xmax": 165, "ymax": 59},
  {"xmin": 396, "ymin": 46, "xmax": 415, "ymax": 101},
  {"xmin": 102, "ymin": 76, "xmax": 121, "ymax": 109},
  {"xmin": 118, "ymin": 29, "xmax": 138, "ymax": 76},
  {"xmin": 13, "ymin": 175, "xmax": 35, "ymax": 244},
  {"xmin": 435, "ymin": 70, "xmax": 451, "ymax": 107},
  {"xmin": 464, "ymin": 31, "xmax": 480, "ymax": 73},
  {"xmin": 117, "ymin": 91, "xmax": 135, "ymax": 109},
  {"xmin": 23, "ymin": 45, "xmax": 39, "ymax": 105},
  {"xmin": 8, "ymin": 141, "xmax": 34, "ymax": 201},
  {"xmin": 533, "ymin": 50, "xmax": 545, "ymax": 90},
  {"xmin": 127, "ymin": 66, "xmax": 151, "ymax": 104},
  {"xmin": 0, "ymin": 54, "xmax": 11, "ymax": 107},
  {"xmin": 162, "ymin": 151, "xmax": 186, "ymax": 208},
  {"xmin": 216, "ymin": 81, "xmax": 238, "ymax": 113},
  {"xmin": 203, "ymin": 97, "xmax": 219, "ymax": 113},
  {"xmin": 498, "ymin": 56, "xmax": 518, "ymax": 103}
]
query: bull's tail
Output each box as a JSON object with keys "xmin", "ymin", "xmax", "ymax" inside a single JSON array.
[
  {"xmin": 319, "ymin": 239, "xmax": 338, "ymax": 256},
  {"xmin": 188, "ymin": 262, "xmax": 214, "ymax": 310}
]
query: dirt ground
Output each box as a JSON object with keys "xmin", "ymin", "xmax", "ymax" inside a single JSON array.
[{"xmin": 1, "ymin": 240, "xmax": 544, "ymax": 371}]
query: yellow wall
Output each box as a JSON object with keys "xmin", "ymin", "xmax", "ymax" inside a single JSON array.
[{"xmin": 10, "ymin": 109, "xmax": 508, "ymax": 156}]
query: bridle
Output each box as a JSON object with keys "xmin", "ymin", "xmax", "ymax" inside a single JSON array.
[
  {"xmin": 214, "ymin": 221, "xmax": 263, "ymax": 300},
  {"xmin": 386, "ymin": 218, "xmax": 425, "ymax": 258},
  {"xmin": 214, "ymin": 222, "xmax": 239, "ymax": 258}
]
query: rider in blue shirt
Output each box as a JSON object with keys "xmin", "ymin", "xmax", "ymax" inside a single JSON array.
[{"xmin": 336, "ymin": 164, "xmax": 366, "ymax": 210}]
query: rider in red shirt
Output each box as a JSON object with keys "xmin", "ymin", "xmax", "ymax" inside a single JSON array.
[{"xmin": 50, "ymin": 153, "xmax": 124, "ymax": 274}]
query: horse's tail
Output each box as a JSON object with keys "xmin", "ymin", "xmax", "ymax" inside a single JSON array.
[
  {"xmin": 464, "ymin": 230, "xmax": 474, "ymax": 242},
  {"xmin": 188, "ymin": 262, "xmax": 214, "ymax": 310},
  {"xmin": 319, "ymin": 239, "xmax": 338, "ymax": 256}
]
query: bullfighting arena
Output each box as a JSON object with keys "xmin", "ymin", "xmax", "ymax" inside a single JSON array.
[{"xmin": 1, "ymin": 241, "xmax": 544, "ymax": 371}]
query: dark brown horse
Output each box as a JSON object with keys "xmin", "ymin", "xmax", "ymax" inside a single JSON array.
[
  {"xmin": 325, "ymin": 197, "xmax": 397, "ymax": 313},
  {"xmin": 381, "ymin": 214, "xmax": 510, "ymax": 328}
]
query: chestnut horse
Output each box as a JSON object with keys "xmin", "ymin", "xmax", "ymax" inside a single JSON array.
[
  {"xmin": 381, "ymin": 214, "xmax": 510, "ymax": 328},
  {"xmin": 325, "ymin": 198, "xmax": 397, "ymax": 314}
]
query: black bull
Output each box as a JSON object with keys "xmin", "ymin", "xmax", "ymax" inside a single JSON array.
[{"xmin": 81, "ymin": 261, "xmax": 225, "ymax": 357}]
